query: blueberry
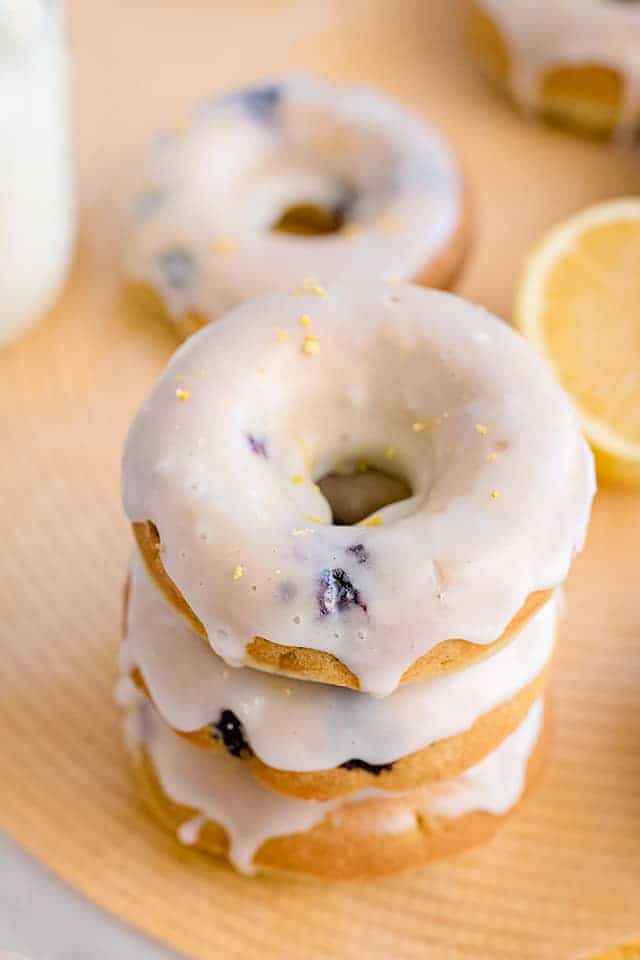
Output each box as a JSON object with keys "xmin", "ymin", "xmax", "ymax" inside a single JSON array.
[
  {"xmin": 317, "ymin": 568, "xmax": 367, "ymax": 616},
  {"xmin": 209, "ymin": 709, "xmax": 252, "ymax": 758},
  {"xmin": 239, "ymin": 83, "xmax": 281, "ymax": 123},
  {"xmin": 247, "ymin": 433, "xmax": 268, "ymax": 458},
  {"xmin": 213, "ymin": 82, "xmax": 281, "ymax": 124},
  {"xmin": 278, "ymin": 580, "xmax": 298, "ymax": 603},
  {"xmin": 133, "ymin": 187, "xmax": 167, "ymax": 222},
  {"xmin": 340, "ymin": 758, "xmax": 394, "ymax": 775},
  {"xmin": 155, "ymin": 247, "xmax": 195, "ymax": 291},
  {"xmin": 346, "ymin": 543, "xmax": 368, "ymax": 564},
  {"xmin": 334, "ymin": 185, "xmax": 358, "ymax": 222}
]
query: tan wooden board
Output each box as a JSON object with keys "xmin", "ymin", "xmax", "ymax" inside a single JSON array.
[{"xmin": 0, "ymin": 2, "xmax": 639, "ymax": 958}]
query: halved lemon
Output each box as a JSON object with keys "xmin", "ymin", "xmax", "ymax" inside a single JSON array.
[{"xmin": 515, "ymin": 198, "xmax": 640, "ymax": 488}]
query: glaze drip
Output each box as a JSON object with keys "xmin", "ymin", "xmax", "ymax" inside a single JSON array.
[
  {"xmin": 126, "ymin": 693, "xmax": 544, "ymax": 874},
  {"xmin": 122, "ymin": 553, "xmax": 557, "ymax": 773}
]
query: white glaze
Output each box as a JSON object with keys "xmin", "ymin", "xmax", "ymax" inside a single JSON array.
[
  {"xmin": 122, "ymin": 552, "xmax": 555, "ymax": 772},
  {"xmin": 177, "ymin": 813, "xmax": 208, "ymax": 846},
  {"xmin": 476, "ymin": 0, "xmax": 640, "ymax": 137},
  {"xmin": 124, "ymin": 75, "xmax": 462, "ymax": 321},
  {"xmin": 127, "ymin": 695, "xmax": 543, "ymax": 874},
  {"xmin": 123, "ymin": 283, "xmax": 595, "ymax": 696},
  {"xmin": 0, "ymin": 0, "xmax": 73, "ymax": 344}
]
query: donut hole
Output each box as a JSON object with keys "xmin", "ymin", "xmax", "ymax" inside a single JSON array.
[
  {"xmin": 540, "ymin": 64, "xmax": 624, "ymax": 138},
  {"xmin": 271, "ymin": 201, "xmax": 347, "ymax": 236},
  {"xmin": 317, "ymin": 463, "xmax": 412, "ymax": 526}
]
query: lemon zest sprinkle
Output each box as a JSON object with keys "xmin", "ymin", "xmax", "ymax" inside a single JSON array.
[
  {"xmin": 378, "ymin": 215, "xmax": 402, "ymax": 234},
  {"xmin": 297, "ymin": 436, "xmax": 315, "ymax": 476},
  {"xmin": 412, "ymin": 417, "xmax": 442, "ymax": 433},
  {"xmin": 171, "ymin": 114, "xmax": 191, "ymax": 136},
  {"xmin": 232, "ymin": 564, "xmax": 245, "ymax": 580},
  {"xmin": 175, "ymin": 388, "xmax": 191, "ymax": 401},
  {"xmin": 213, "ymin": 236, "xmax": 235, "ymax": 256},
  {"xmin": 489, "ymin": 489, "xmax": 500, "ymax": 501},
  {"xmin": 475, "ymin": 423, "xmax": 489, "ymax": 436},
  {"xmin": 293, "ymin": 277, "xmax": 328, "ymax": 299},
  {"xmin": 302, "ymin": 334, "xmax": 320, "ymax": 356},
  {"xmin": 358, "ymin": 514, "xmax": 383, "ymax": 527},
  {"xmin": 302, "ymin": 278, "xmax": 328, "ymax": 299},
  {"xmin": 298, "ymin": 313, "xmax": 312, "ymax": 328},
  {"xmin": 275, "ymin": 327, "xmax": 288, "ymax": 343}
]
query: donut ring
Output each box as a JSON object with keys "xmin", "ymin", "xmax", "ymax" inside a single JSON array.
[
  {"xmin": 123, "ymin": 555, "xmax": 555, "ymax": 799},
  {"xmin": 122, "ymin": 283, "xmax": 595, "ymax": 696},
  {"xmin": 124, "ymin": 76, "xmax": 469, "ymax": 338},
  {"xmin": 468, "ymin": 1, "xmax": 640, "ymax": 139},
  {"xmin": 128, "ymin": 697, "xmax": 547, "ymax": 879},
  {"xmin": 135, "ymin": 519, "xmax": 551, "ymax": 689},
  {"xmin": 133, "ymin": 665, "xmax": 547, "ymax": 801}
]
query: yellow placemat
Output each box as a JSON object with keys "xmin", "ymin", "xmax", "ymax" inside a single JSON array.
[{"xmin": 1, "ymin": 2, "xmax": 639, "ymax": 958}]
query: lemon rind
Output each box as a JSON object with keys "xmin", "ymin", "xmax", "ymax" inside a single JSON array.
[{"xmin": 514, "ymin": 198, "xmax": 640, "ymax": 477}]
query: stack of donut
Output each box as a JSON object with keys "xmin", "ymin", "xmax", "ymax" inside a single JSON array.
[{"xmin": 119, "ymin": 277, "xmax": 596, "ymax": 878}]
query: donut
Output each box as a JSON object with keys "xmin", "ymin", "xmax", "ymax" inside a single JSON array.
[
  {"xmin": 123, "ymin": 76, "xmax": 469, "ymax": 338},
  {"xmin": 123, "ymin": 552, "xmax": 555, "ymax": 800},
  {"xmin": 468, "ymin": 1, "xmax": 640, "ymax": 139},
  {"xmin": 125, "ymin": 689, "xmax": 547, "ymax": 879},
  {"xmin": 122, "ymin": 282, "xmax": 595, "ymax": 697},
  {"xmin": 135, "ymin": 515, "xmax": 551, "ymax": 688}
]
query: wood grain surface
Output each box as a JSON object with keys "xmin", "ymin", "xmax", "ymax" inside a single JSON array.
[{"xmin": 0, "ymin": 2, "xmax": 639, "ymax": 959}]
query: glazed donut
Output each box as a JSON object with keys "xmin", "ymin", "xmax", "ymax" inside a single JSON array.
[
  {"xmin": 123, "ymin": 553, "xmax": 554, "ymax": 799},
  {"xmin": 122, "ymin": 282, "xmax": 595, "ymax": 697},
  {"xmin": 468, "ymin": 1, "xmax": 640, "ymax": 139},
  {"xmin": 124, "ymin": 76, "xmax": 469, "ymax": 338},
  {"xmin": 125, "ymin": 689, "xmax": 546, "ymax": 878}
]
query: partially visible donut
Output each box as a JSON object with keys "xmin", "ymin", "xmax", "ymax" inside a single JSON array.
[
  {"xmin": 468, "ymin": 1, "xmax": 640, "ymax": 139},
  {"xmin": 124, "ymin": 76, "xmax": 469, "ymax": 338},
  {"xmin": 126, "ymin": 693, "xmax": 547, "ymax": 879},
  {"xmin": 122, "ymin": 282, "xmax": 595, "ymax": 697}
]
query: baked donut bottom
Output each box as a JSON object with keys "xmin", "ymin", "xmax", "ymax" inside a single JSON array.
[
  {"xmin": 131, "ymin": 663, "xmax": 549, "ymax": 801},
  {"xmin": 124, "ymin": 202, "xmax": 471, "ymax": 341},
  {"xmin": 467, "ymin": 2, "xmax": 627, "ymax": 140},
  {"xmin": 133, "ymin": 519, "xmax": 552, "ymax": 690},
  {"xmin": 130, "ymin": 700, "xmax": 548, "ymax": 879}
]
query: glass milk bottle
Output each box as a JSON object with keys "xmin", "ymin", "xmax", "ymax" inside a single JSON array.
[{"xmin": 0, "ymin": 0, "xmax": 74, "ymax": 346}]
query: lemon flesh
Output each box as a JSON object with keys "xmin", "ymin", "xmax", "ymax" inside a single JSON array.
[{"xmin": 516, "ymin": 200, "xmax": 640, "ymax": 486}]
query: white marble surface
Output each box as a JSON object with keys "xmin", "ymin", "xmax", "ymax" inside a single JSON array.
[{"xmin": 0, "ymin": 832, "xmax": 184, "ymax": 960}]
